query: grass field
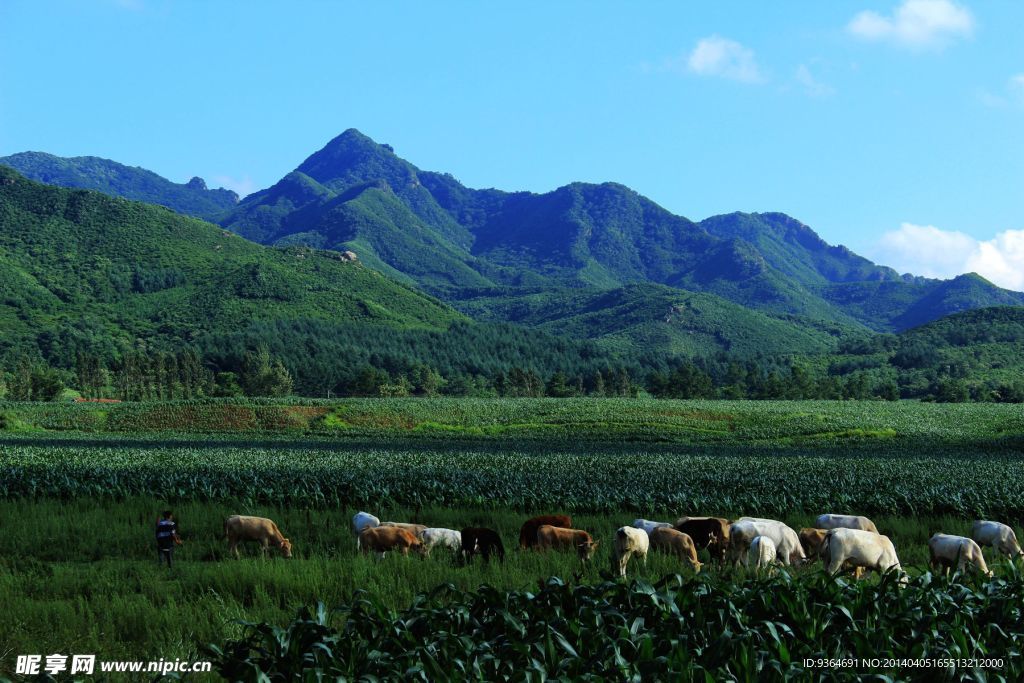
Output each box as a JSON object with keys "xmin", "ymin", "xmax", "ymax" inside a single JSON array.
[{"xmin": 1, "ymin": 399, "xmax": 1022, "ymax": 679}]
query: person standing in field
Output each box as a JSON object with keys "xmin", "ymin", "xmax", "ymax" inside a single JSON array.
[{"xmin": 156, "ymin": 510, "xmax": 181, "ymax": 568}]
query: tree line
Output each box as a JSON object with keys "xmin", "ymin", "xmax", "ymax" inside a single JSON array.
[{"xmin": 2, "ymin": 346, "xmax": 1021, "ymax": 403}]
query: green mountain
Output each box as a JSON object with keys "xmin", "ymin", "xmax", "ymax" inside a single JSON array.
[
  {"xmin": 215, "ymin": 130, "xmax": 1023, "ymax": 333},
  {"xmin": 0, "ymin": 151, "xmax": 239, "ymax": 219},
  {"xmin": 11, "ymin": 131, "xmax": 1023, "ymax": 359},
  {"xmin": 823, "ymin": 306, "xmax": 1024, "ymax": 401},
  {"xmin": 0, "ymin": 166, "xmax": 461, "ymax": 366},
  {"xmin": 457, "ymin": 283, "xmax": 858, "ymax": 357}
]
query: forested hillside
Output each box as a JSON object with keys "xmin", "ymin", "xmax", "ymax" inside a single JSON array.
[
  {"xmin": 216, "ymin": 129, "xmax": 1024, "ymax": 333},
  {"xmin": 0, "ymin": 151, "xmax": 238, "ymax": 219},
  {"xmin": 2, "ymin": 135, "xmax": 1022, "ymax": 404}
]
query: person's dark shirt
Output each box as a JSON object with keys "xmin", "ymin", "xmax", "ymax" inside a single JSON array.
[{"xmin": 156, "ymin": 519, "xmax": 178, "ymax": 549}]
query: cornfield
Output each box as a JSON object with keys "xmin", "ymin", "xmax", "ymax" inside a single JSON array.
[{"xmin": 208, "ymin": 570, "xmax": 1024, "ymax": 681}]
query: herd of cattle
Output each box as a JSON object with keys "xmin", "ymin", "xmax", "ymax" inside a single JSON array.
[{"xmin": 222, "ymin": 512, "xmax": 1024, "ymax": 579}]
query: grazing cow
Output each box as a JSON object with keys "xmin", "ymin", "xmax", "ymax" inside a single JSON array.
[
  {"xmin": 674, "ymin": 517, "xmax": 731, "ymax": 563},
  {"xmin": 798, "ymin": 528, "xmax": 830, "ymax": 560},
  {"xmin": 928, "ymin": 534, "xmax": 992, "ymax": 576},
  {"xmin": 519, "ymin": 515, "xmax": 572, "ymax": 550},
  {"xmin": 632, "ymin": 519, "xmax": 672, "ymax": 535},
  {"xmin": 729, "ymin": 520, "xmax": 804, "ymax": 566},
  {"xmin": 379, "ymin": 522, "xmax": 427, "ymax": 539},
  {"xmin": 613, "ymin": 526, "xmax": 649, "ymax": 576},
  {"xmin": 815, "ymin": 514, "xmax": 879, "ymax": 534},
  {"xmin": 822, "ymin": 528, "xmax": 902, "ymax": 579},
  {"xmin": 359, "ymin": 526, "xmax": 426, "ymax": 558},
  {"xmin": 749, "ymin": 536, "xmax": 777, "ymax": 571},
  {"xmin": 224, "ymin": 515, "xmax": 293, "ymax": 559},
  {"xmin": 737, "ymin": 517, "xmax": 782, "ymax": 525},
  {"xmin": 972, "ymin": 520, "xmax": 1024, "ymax": 558},
  {"xmin": 421, "ymin": 528, "xmax": 463, "ymax": 557},
  {"xmin": 536, "ymin": 525, "xmax": 599, "ymax": 561},
  {"xmin": 352, "ymin": 512, "xmax": 380, "ymax": 548},
  {"xmin": 460, "ymin": 527, "xmax": 505, "ymax": 563},
  {"xmin": 649, "ymin": 527, "xmax": 702, "ymax": 572}
]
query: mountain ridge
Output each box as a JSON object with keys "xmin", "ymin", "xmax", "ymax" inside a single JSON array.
[
  {"xmin": 0, "ymin": 151, "xmax": 239, "ymax": 220},
  {"xmin": 7, "ymin": 131, "xmax": 1023, "ymax": 344}
]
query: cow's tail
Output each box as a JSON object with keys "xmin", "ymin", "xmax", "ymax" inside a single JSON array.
[
  {"xmin": 221, "ymin": 518, "xmax": 228, "ymax": 541},
  {"xmin": 821, "ymin": 530, "xmax": 834, "ymax": 571}
]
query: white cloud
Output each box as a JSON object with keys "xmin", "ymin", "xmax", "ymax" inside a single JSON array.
[
  {"xmin": 976, "ymin": 74, "xmax": 1024, "ymax": 109},
  {"xmin": 1009, "ymin": 74, "xmax": 1024, "ymax": 104},
  {"xmin": 848, "ymin": 0, "xmax": 974, "ymax": 50},
  {"xmin": 873, "ymin": 223, "xmax": 1024, "ymax": 291},
  {"xmin": 213, "ymin": 174, "xmax": 257, "ymax": 199},
  {"xmin": 976, "ymin": 87, "xmax": 1006, "ymax": 108},
  {"xmin": 686, "ymin": 35, "xmax": 765, "ymax": 83},
  {"xmin": 795, "ymin": 64, "xmax": 835, "ymax": 97}
]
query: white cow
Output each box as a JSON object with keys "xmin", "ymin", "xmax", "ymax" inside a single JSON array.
[
  {"xmin": 421, "ymin": 528, "xmax": 463, "ymax": 557},
  {"xmin": 730, "ymin": 520, "xmax": 804, "ymax": 566},
  {"xmin": 613, "ymin": 526, "xmax": 649, "ymax": 577},
  {"xmin": 928, "ymin": 534, "xmax": 992, "ymax": 576},
  {"xmin": 822, "ymin": 528, "xmax": 902, "ymax": 579},
  {"xmin": 352, "ymin": 512, "xmax": 380, "ymax": 548},
  {"xmin": 972, "ymin": 520, "xmax": 1023, "ymax": 558},
  {"xmin": 632, "ymin": 519, "xmax": 673, "ymax": 535},
  {"xmin": 748, "ymin": 536, "xmax": 777, "ymax": 572},
  {"xmin": 737, "ymin": 517, "xmax": 782, "ymax": 525},
  {"xmin": 815, "ymin": 514, "xmax": 879, "ymax": 534}
]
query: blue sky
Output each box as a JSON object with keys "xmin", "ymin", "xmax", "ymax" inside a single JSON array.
[{"xmin": 2, "ymin": 1, "xmax": 1022, "ymax": 289}]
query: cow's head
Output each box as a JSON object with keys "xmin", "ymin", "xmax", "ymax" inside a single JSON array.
[
  {"xmin": 580, "ymin": 539, "xmax": 600, "ymax": 561},
  {"xmin": 279, "ymin": 538, "xmax": 293, "ymax": 558},
  {"xmin": 412, "ymin": 541, "xmax": 428, "ymax": 557}
]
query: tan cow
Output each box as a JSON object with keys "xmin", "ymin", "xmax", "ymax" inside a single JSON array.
[
  {"xmin": 536, "ymin": 525, "xmax": 599, "ymax": 561},
  {"xmin": 799, "ymin": 528, "xmax": 830, "ymax": 560},
  {"xmin": 815, "ymin": 514, "xmax": 879, "ymax": 534},
  {"xmin": 613, "ymin": 526, "xmax": 649, "ymax": 576},
  {"xmin": 224, "ymin": 515, "xmax": 293, "ymax": 559},
  {"xmin": 379, "ymin": 522, "xmax": 428, "ymax": 539},
  {"xmin": 928, "ymin": 534, "xmax": 992, "ymax": 576},
  {"xmin": 650, "ymin": 527, "xmax": 702, "ymax": 572},
  {"xmin": 359, "ymin": 526, "xmax": 427, "ymax": 558}
]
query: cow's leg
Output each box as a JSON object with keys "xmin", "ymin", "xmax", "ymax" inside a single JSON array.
[{"xmin": 229, "ymin": 540, "xmax": 240, "ymax": 559}]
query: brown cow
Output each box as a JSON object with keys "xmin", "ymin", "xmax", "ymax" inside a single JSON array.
[
  {"xmin": 224, "ymin": 515, "xmax": 293, "ymax": 559},
  {"xmin": 379, "ymin": 522, "xmax": 428, "ymax": 539},
  {"xmin": 359, "ymin": 526, "xmax": 427, "ymax": 558},
  {"xmin": 674, "ymin": 517, "xmax": 730, "ymax": 562},
  {"xmin": 650, "ymin": 527, "xmax": 702, "ymax": 572},
  {"xmin": 519, "ymin": 515, "xmax": 572, "ymax": 549},
  {"xmin": 461, "ymin": 527, "xmax": 506, "ymax": 563},
  {"xmin": 536, "ymin": 525, "xmax": 599, "ymax": 561},
  {"xmin": 799, "ymin": 528, "xmax": 830, "ymax": 560}
]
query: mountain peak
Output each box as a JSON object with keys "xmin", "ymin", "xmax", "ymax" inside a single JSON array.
[{"xmin": 295, "ymin": 129, "xmax": 415, "ymax": 190}]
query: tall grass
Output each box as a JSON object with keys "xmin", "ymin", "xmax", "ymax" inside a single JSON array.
[{"xmin": 0, "ymin": 497, "xmax": 1014, "ymax": 677}]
